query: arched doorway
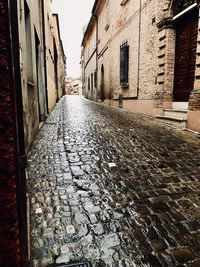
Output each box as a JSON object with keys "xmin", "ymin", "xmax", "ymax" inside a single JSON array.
[
  {"xmin": 173, "ymin": 3, "xmax": 199, "ymax": 104},
  {"xmin": 100, "ymin": 64, "xmax": 105, "ymax": 102}
]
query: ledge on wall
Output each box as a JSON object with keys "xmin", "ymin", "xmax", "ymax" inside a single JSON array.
[{"xmin": 113, "ymin": 96, "xmax": 138, "ymax": 100}]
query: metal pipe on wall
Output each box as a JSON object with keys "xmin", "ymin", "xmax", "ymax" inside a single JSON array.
[{"xmin": 136, "ymin": 0, "xmax": 142, "ymax": 98}]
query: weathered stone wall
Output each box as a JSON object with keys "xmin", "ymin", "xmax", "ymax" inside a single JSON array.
[
  {"xmin": 17, "ymin": 0, "xmax": 64, "ymax": 149},
  {"xmin": 44, "ymin": 0, "xmax": 57, "ymax": 112},
  {"xmin": 97, "ymin": 0, "xmax": 159, "ymax": 106},
  {"xmin": 18, "ymin": 0, "xmax": 46, "ymax": 150},
  {"xmin": 83, "ymin": 24, "xmax": 97, "ymax": 100},
  {"xmin": 51, "ymin": 15, "xmax": 66, "ymax": 100}
]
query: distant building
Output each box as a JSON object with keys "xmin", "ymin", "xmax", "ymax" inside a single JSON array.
[
  {"xmin": 65, "ymin": 78, "xmax": 82, "ymax": 95},
  {"xmin": 82, "ymin": 0, "xmax": 200, "ymax": 132},
  {"xmin": 65, "ymin": 80, "xmax": 73, "ymax": 95}
]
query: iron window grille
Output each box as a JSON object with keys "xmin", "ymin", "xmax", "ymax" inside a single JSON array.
[{"xmin": 120, "ymin": 42, "xmax": 129, "ymax": 87}]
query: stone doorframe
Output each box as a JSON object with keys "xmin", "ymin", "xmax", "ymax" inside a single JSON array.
[{"xmin": 155, "ymin": 0, "xmax": 200, "ymax": 112}]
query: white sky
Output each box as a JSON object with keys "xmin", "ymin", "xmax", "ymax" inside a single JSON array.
[{"xmin": 52, "ymin": 0, "xmax": 95, "ymax": 78}]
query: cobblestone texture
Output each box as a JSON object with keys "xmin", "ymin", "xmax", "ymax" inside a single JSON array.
[{"xmin": 27, "ymin": 96, "xmax": 200, "ymax": 267}]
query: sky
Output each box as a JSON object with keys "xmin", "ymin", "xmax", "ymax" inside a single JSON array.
[{"xmin": 52, "ymin": 0, "xmax": 95, "ymax": 78}]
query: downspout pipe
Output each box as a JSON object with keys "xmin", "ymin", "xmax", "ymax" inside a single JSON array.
[
  {"xmin": 41, "ymin": 0, "xmax": 49, "ymax": 114},
  {"xmin": 94, "ymin": 14, "xmax": 98, "ymax": 102},
  {"xmin": 136, "ymin": 0, "xmax": 142, "ymax": 98}
]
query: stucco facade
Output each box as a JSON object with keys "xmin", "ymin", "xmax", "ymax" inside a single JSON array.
[
  {"xmin": 17, "ymin": 0, "xmax": 65, "ymax": 150},
  {"xmin": 82, "ymin": 0, "xmax": 200, "ymax": 132},
  {"xmin": 43, "ymin": 0, "xmax": 57, "ymax": 112},
  {"xmin": 82, "ymin": 17, "xmax": 98, "ymax": 100},
  {"xmin": 52, "ymin": 14, "xmax": 66, "ymax": 100},
  {"xmin": 18, "ymin": 0, "xmax": 47, "ymax": 149}
]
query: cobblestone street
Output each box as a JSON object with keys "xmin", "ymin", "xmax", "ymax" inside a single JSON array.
[{"xmin": 27, "ymin": 96, "xmax": 200, "ymax": 267}]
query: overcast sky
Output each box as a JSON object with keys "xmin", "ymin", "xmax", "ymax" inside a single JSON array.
[{"xmin": 52, "ymin": 0, "xmax": 95, "ymax": 78}]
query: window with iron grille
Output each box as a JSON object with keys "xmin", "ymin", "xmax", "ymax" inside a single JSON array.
[{"xmin": 120, "ymin": 43, "xmax": 129, "ymax": 86}]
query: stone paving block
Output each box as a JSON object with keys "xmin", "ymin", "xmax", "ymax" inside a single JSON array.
[
  {"xmin": 32, "ymin": 248, "xmax": 48, "ymax": 259},
  {"xmin": 92, "ymin": 223, "xmax": 104, "ymax": 236},
  {"xmin": 170, "ymin": 247, "xmax": 195, "ymax": 264},
  {"xmin": 89, "ymin": 214, "xmax": 98, "ymax": 224},
  {"xmin": 100, "ymin": 234, "xmax": 120, "ymax": 249},
  {"xmin": 71, "ymin": 166, "xmax": 85, "ymax": 176},
  {"xmin": 27, "ymin": 96, "xmax": 200, "ymax": 267},
  {"xmin": 84, "ymin": 205, "xmax": 101, "ymax": 214}
]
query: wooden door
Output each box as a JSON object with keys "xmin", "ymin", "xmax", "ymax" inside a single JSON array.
[{"xmin": 173, "ymin": 10, "xmax": 198, "ymax": 102}]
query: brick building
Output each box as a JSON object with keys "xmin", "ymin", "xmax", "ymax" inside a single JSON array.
[{"xmin": 82, "ymin": 0, "xmax": 200, "ymax": 132}]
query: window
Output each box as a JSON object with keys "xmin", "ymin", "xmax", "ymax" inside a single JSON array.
[{"xmin": 120, "ymin": 43, "xmax": 129, "ymax": 86}]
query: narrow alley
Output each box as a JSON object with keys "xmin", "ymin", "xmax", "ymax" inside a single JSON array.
[{"xmin": 28, "ymin": 96, "xmax": 200, "ymax": 267}]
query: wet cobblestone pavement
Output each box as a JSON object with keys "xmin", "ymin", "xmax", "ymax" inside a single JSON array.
[{"xmin": 27, "ymin": 96, "xmax": 200, "ymax": 267}]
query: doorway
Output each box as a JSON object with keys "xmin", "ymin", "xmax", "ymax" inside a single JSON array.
[{"xmin": 173, "ymin": 9, "xmax": 198, "ymax": 103}]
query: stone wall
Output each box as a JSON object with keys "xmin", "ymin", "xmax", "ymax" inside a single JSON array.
[
  {"xmin": 83, "ymin": 23, "xmax": 97, "ymax": 100},
  {"xmin": 51, "ymin": 15, "xmax": 66, "ymax": 100},
  {"xmin": 17, "ymin": 0, "xmax": 64, "ymax": 150},
  {"xmin": 18, "ymin": 0, "xmax": 46, "ymax": 150}
]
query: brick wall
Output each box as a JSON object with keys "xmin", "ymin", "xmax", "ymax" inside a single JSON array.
[{"xmin": 82, "ymin": 0, "xmax": 200, "ymax": 120}]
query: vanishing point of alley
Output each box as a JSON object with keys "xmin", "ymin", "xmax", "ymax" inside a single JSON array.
[{"xmin": 28, "ymin": 96, "xmax": 200, "ymax": 267}]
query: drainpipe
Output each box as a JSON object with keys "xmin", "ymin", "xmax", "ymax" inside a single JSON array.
[
  {"xmin": 136, "ymin": 0, "xmax": 142, "ymax": 98},
  {"xmin": 41, "ymin": 0, "xmax": 49, "ymax": 114},
  {"xmin": 94, "ymin": 14, "xmax": 98, "ymax": 102}
]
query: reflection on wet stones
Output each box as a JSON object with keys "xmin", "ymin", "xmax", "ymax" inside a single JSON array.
[
  {"xmin": 28, "ymin": 96, "xmax": 200, "ymax": 267},
  {"xmin": 171, "ymin": 247, "xmax": 195, "ymax": 264}
]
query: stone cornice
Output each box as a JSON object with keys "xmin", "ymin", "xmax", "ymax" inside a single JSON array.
[{"xmin": 157, "ymin": 17, "xmax": 174, "ymax": 30}]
